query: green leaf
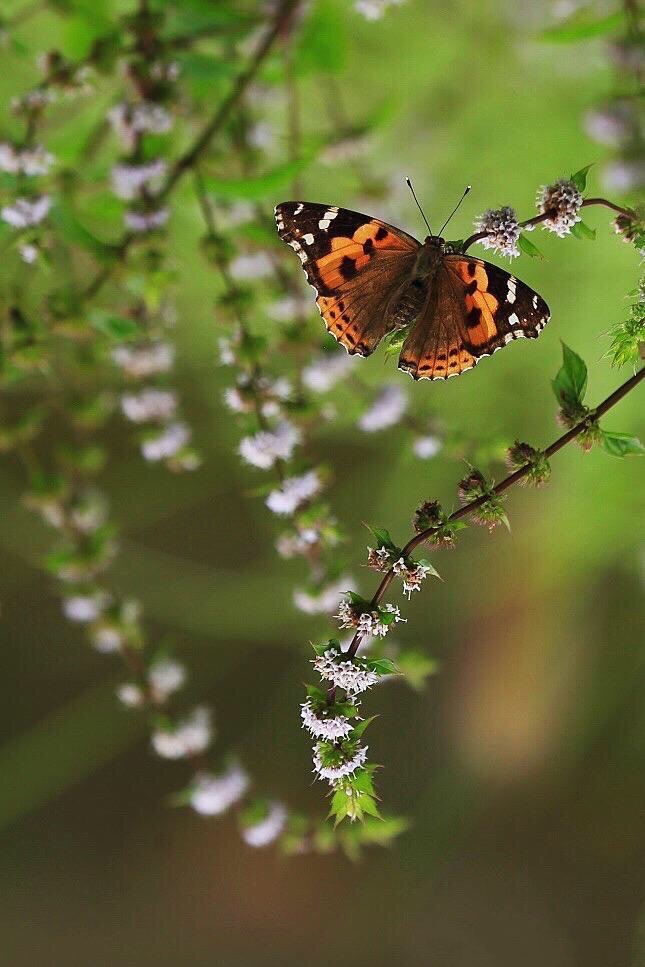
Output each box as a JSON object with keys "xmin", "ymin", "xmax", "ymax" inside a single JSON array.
[
  {"xmin": 600, "ymin": 430, "xmax": 645, "ymax": 457},
  {"xmin": 366, "ymin": 657, "xmax": 398, "ymax": 676},
  {"xmin": 296, "ymin": 0, "xmax": 347, "ymax": 75},
  {"xmin": 366, "ymin": 525, "xmax": 395, "ymax": 549},
  {"xmin": 571, "ymin": 220, "xmax": 596, "ymax": 240},
  {"xmin": 89, "ymin": 309, "xmax": 141, "ymax": 342},
  {"xmin": 518, "ymin": 233, "xmax": 544, "ymax": 259},
  {"xmin": 201, "ymin": 159, "xmax": 313, "ymax": 202},
  {"xmin": 541, "ymin": 9, "xmax": 623, "ymax": 43},
  {"xmin": 552, "ymin": 342, "xmax": 588, "ymax": 405},
  {"xmin": 350, "ymin": 716, "xmax": 377, "ymax": 739},
  {"xmin": 49, "ymin": 203, "xmax": 117, "ymax": 263},
  {"xmin": 305, "ymin": 683, "xmax": 327, "ymax": 701},
  {"xmin": 415, "ymin": 558, "xmax": 442, "ymax": 581},
  {"xmin": 570, "ymin": 164, "xmax": 593, "ymax": 193},
  {"xmin": 396, "ymin": 650, "xmax": 440, "ymax": 691}
]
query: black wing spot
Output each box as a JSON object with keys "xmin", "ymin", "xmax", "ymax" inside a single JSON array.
[
  {"xmin": 330, "ymin": 310, "xmax": 336, "ymax": 319},
  {"xmin": 448, "ymin": 347, "xmax": 459, "ymax": 357},
  {"xmin": 437, "ymin": 352, "xmax": 446, "ymax": 361},
  {"xmin": 466, "ymin": 307, "xmax": 481, "ymax": 328},
  {"xmin": 363, "ymin": 237, "xmax": 374, "ymax": 255},
  {"xmin": 467, "ymin": 261, "xmax": 477, "ymax": 277},
  {"xmin": 338, "ymin": 301, "xmax": 345, "ymax": 312},
  {"xmin": 341, "ymin": 314, "xmax": 350, "ymax": 322},
  {"xmin": 375, "ymin": 226, "xmax": 388, "ymax": 242},
  {"xmin": 340, "ymin": 257, "xmax": 357, "ymax": 281},
  {"xmin": 466, "ymin": 280, "xmax": 477, "ymax": 295}
]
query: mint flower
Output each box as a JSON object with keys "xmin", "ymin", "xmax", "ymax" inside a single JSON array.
[
  {"xmin": 266, "ymin": 470, "xmax": 322, "ymax": 515},
  {"xmin": 536, "ymin": 179, "xmax": 583, "ymax": 237},
  {"xmin": 238, "ymin": 420, "xmax": 302, "ymax": 469},
  {"xmin": 473, "ymin": 206, "xmax": 521, "ymax": 258},
  {"xmin": 189, "ymin": 764, "xmax": 250, "ymax": 816},
  {"xmin": 151, "ymin": 706, "xmax": 213, "ymax": 759},
  {"xmin": 241, "ymin": 802, "xmax": 287, "ymax": 847},
  {"xmin": 312, "ymin": 741, "xmax": 368, "ymax": 782},
  {"xmin": 312, "ymin": 649, "xmax": 380, "ymax": 694},
  {"xmin": 300, "ymin": 699, "xmax": 355, "ymax": 740}
]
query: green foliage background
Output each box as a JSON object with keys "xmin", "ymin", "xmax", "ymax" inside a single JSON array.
[{"xmin": 0, "ymin": 0, "xmax": 643, "ymax": 964}]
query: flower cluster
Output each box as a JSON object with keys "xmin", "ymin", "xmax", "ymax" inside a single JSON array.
[
  {"xmin": 473, "ymin": 206, "xmax": 521, "ymax": 258},
  {"xmin": 458, "ymin": 468, "xmax": 508, "ymax": 530},
  {"xmin": 313, "ymin": 648, "xmax": 381, "ymax": 694},
  {"xmin": 506, "ymin": 441, "xmax": 552, "ymax": 487},
  {"xmin": 189, "ymin": 764, "xmax": 250, "ymax": 817},
  {"xmin": 535, "ymin": 179, "xmax": 583, "ymax": 237},
  {"xmin": 336, "ymin": 598, "xmax": 406, "ymax": 638}
]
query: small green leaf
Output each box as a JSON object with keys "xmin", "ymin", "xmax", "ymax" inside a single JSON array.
[
  {"xmin": 600, "ymin": 430, "xmax": 645, "ymax": 457},
  {"xmin": 571, "ymin": 220, "xmax": 596, "ymax": 240},
  {"xmin": 541, "ymin": 9, "xmax": 623, "ymax": 43},
  {"xmin": 366, "ymin": 657, "xmax": 398, "ymax": 676},
  {"xmin": 366, "ymin": 525, "xmax": 396, "ymax": 550},
  {"xmin": 89, "ymin": 309, "xmax": 141, "ymax": 342},
  {"xmin": 570, "ymin": 164, "xmax": 593, "ymax": 193},
  {"xmin": 518, "ymin": 233, "xmax": 544, "ymax": 259},
  {"xmin": 552, "ymin": 342, "xmax": 588, "ymax": 405}
]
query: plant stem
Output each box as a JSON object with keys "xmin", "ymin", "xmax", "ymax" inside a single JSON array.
[{"xmin": 327, "ymin": 366, "xmax": 644, "ymax": 692}]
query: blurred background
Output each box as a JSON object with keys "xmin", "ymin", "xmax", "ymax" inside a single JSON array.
[{"xmin": 1, "ymin": 0, "xmax": 644, "ymax": 964}]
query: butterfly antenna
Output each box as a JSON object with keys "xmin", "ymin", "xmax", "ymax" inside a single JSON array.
[
  {"xmin": 406, "ymin": 177, "xmax": 433, "ymax": 236},
  {"xmin": 439, "ymin": 185, "xmax": 471, "ymax": 236}
]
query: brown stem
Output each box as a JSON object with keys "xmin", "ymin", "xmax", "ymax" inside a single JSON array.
[
  {"xmin": 461, "ymin": 198, "xmax": 637, "ymax": 252},
  {"xmin": 325, "ymin": 366, "xmax": 644, "ymax": 701}
]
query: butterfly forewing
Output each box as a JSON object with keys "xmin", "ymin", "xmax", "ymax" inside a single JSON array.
[{"xmin": 275, "ymin": 202, "xmax": 419, "ymax": 355}]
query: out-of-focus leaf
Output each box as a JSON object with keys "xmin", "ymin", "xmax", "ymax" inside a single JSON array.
[
  {"xmin": 49, "ymin": 202, "xmax": 117, "ymax": 262},
  {"xmin": 89, "ymin": 309, "xmax": 141, "ymax": 342},
  {"xmin": 541, "ymin": 9, "xmax": 623, "ymax": 42},
  {"xmin": 202, "ymin": 159, "xmax": 313, "ymax": 201},
  {"xmin": 600, "ymin": 430, "xmax": 644, "ymax": 457}
]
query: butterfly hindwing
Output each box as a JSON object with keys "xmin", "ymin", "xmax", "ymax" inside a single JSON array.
[
  {"xmin": 275, "ymin": 202, "xmax": 419, "ymax": 355},
  {"xmin": 399, "ymin": 255, "xmax": 550, "ymax": 380}
]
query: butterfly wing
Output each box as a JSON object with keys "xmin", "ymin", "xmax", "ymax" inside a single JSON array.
[
  {"xmin": 398, "ymin": 255, "xmax": 550, "ymax": 380},
  {"xmin": 275, "ymin": 202, "xmax": 419, "ymax": 356}
]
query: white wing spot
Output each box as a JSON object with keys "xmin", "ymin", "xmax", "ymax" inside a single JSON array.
[
  {"xmin": 318, "ymin": 219, "xmax": 331, "ymax": 230},
  {"xmin": 532, "ymin": 294, "xmax": 538, "ymax": 309},
  {"xmin": 302, "ymin": 233, "xmax": 315, "ymax": 245},
  {"xmin": 508, "ymin": 312, "xmax": 519, "ymax": 327},
  {"xmin": 507, "ymin": 278, "xmax": 517, "ymax": 304},
  {"xmin": 294, "ymin": 203, "xmax": 304, "ymax": 215}
]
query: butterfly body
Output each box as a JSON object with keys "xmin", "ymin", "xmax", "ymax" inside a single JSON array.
[{"xmin": 275, "ymin": 201, "xmax": 550, "ymax": 380}]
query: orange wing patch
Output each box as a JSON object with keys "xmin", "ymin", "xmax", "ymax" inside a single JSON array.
[
  {"xmin": 450, "ymin": 260, "xmax": 499, "ymax": 348},
  {"xmin": 314, "ymin": 222, "xmax": 411, "ymax": 291},
  {"xmin": 409, "ymin": 341, "xmax": 477, "ymax": 380},
  {"xmin": 316, "ymin": 292, "xmax": 370, "ymax": 354}
]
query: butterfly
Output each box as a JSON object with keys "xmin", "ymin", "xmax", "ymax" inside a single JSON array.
[{"xmin": 274, "ymin": 201, "xmax": 550, "ymax": 380}]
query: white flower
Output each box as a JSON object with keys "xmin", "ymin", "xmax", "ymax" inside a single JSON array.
[
  {"xmin": 277, "ymin": 526, "xmax": 321, "ymax": 559},
  {"xmin": 473, "ymin": 206, "xmax": 521, "ymax": 258},
  {"xmin": 266, "ymin": 470, "xmax": 322, "ymax": 515},
  {"xmin": 355, "ymin": 0, "xmax": 405, "ymax": 20},
  {"xmin": 117, "ymin": 682, "xmax": 144, "ymax": 707},
  {"xmin": 91, "ymin": 624, "xmax": 123, "ymax": 653},
  {"xmin": 247, "ymin": 120, "xmax": 274, "ymax": 150},
  {"xmin": 300, "ymin": 699, "xmax": 354, "ymax": 740},
  {"xmin": 150, "ymin": 60, "xmax": 181, "ymax": 82},
  {"xmin": 12, "ymin": 89, "xmax": 54, "ymax": 114},
  {"xmin": 601, "ymin": 160, "xmax": 644, "ymax": 194},
  {"xmin": 392, "ymin": 557, "xmax": 434, "ymax": 598},
  {"xmin": 189, "ymin": 764, "xmax": 250, "ymax": 816},
  {"xmin": 302, "ymin": 351, "xmax": 355, "ymax": 392},
  {"xmin": 151, "ymin": 706, "xmax": 213, "ymax": 759},
  {"xmin": 267, "ymin": 295, "xmax": 310, "ymax": 322},
  {"xmin": 111, "ymin": 158, "xmax": 167, "ymax": 200},
  {"xmin": 336, "ymin": 600, "xmax": 405, "ymax": 638},
  {"xmin": 313, "ymin": 649, "xmax": 380, "ymax": 694},
  {"xmin": 229, "ymin": 250, "xmax": 274, "ymax": 280},
  {"xmin": 584, "ymin": 104, "xmax": 632, "ymax": 147},
  {"xmin": 241, "ymin": 802, "xmax": 287, "ymax": 847},
  {"xmin": 312, "ymin": 743, "xmax": 368, "ymax": 782},
  {"xmin": 1, "ymin": 194, "xmax": 51, "ymax": 228},
  {"xmin": 121, "ymin": 388, "xmax": 177, "ymax": 423},
  {"xmin": 293, "ymin": 576, "xmax": 353, "ymax": 615},
  {"xmin": 536, "ymin": 179, "xmax": 583, "ymax": 237},
  {"xmin": 141, "ymin": 422, "xmax": 190, "ymax": 461},
  {"xmin": 124, "ymin": 207, "xmax": 169, "ymax": 233},
  {"xmin": 238, "ymin": 420, "xmax": 302, "ymax": 469},
  {"xmin": 358, "ymin": 384, "xmax": 407, "ymax": 432},
  {"xmin": 223, "ymin": 386, "xmax": 252, "ymax": 413},
  {"xmin": 0, "ymin": 142, "xmax": 54, "ymax": 175},
  {"xmin": 63, "ymin": 591, "xmax": 109, "ymax": 623},
  {"xmin": 109, "ymin": 101, "xmax": 173, "ymax": 149},
  {"xmin": 69, "ymin": 490, "xmax": 108, "ymax": 534},
  {"xmin": 112, "ymin": 341, "xmax": 175, "ymax": 378},
  {"xmin": 148, "ymin": 658, "xmax": 186, "ymax": 701},
  {"xmin": 217, "ymin": 337, "xmax": 236, "ymax": 366},
  {"xmin": 19, "ymin": 243, "xmax": 39, "ymax": 264},
  {"xmin": 220, "ymin": 201, "xmax": 255, "ymax": 229},
  {"xmin": 413, "ymin": 435, "xmax": 442, "ymax": 459}
]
